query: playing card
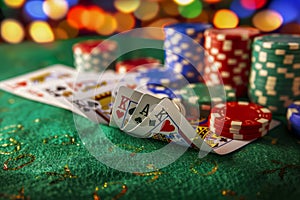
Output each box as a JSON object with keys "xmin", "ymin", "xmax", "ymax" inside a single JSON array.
[
  {"xmin": 70, "ymin": 84, "xmax": 115, "ymax": 124},
  {"xmin": 0, "ymin": 64, "xmax": 77, "ymax": 108},
  {"xmin": 121, "ymin": 93, "xmax": 161, "ymax": 132},
  {"xmin": 126, "ymin": 98, "xmax": 212, "ymax": 151},
  {"xmin": 110, "ymin": 86, "xmax": 143, "ymax": 129}
]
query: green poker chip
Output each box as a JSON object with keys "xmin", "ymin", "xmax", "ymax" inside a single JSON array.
[
  {"xmin": 254, "ymin": 34, "xmax": 300, "ymax": 50},
  {"xmin": 180, "ymin": 83, "xmax": 236, "ymax": 105}
]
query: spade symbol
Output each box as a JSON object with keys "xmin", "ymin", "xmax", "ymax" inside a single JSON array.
[
  {"xmin": 57, "ymin": 86, "xmax": 66, "ymax": 91},
  {"xmin": 129, "ymin": 107, "xmax": 136, "ymax": 115},
  {"xmin": 135, "ymin": 117, "xmax": 142, "ymax": 124},
  {"xmin": 87, "ymin": 101, "xmax": 99, "ymax": 108}
]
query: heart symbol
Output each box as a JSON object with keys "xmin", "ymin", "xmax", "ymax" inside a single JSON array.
[
  {"xmin": 160, "ymin": 120, "xmax": 175, "ymax": 132},
  {"xmin": 135, "ymin": 117, "xmax": 142, "ymax": 124},
  {"xmin": 17, "ymin": 81, "xmax": 27, "ymax": 86},
  {"xmin": 116, "ymin": 110, "xmax": 124, "ymax": 119},
  {"xmin": 129, "ymin": 107, "xmax": 135, "ymax": 115}
]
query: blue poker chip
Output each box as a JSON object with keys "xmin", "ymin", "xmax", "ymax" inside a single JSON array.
[
  {"xmin": 136, "ymin": 66, "xmax": 187, "ymax": 89},
  {"xmin": 146, "ymin": 83, "xmax": 180, "ymax": 99},
  {"xmin": 287, "ymin": 101, "xmax": 300, "ymax": 137},
  {"xmin": 164, "ymin": 23, "xmax": 212, "ymax": 45}
]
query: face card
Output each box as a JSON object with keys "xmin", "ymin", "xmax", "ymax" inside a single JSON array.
[
  {"xmin": 126, "ymin": 98, "xmax": 212, "ymax": 152},
  {"xmin": 121, "ymin": 93, "xmax": 162, "ymax": 132},
  {"xmin": 71, "ymin": 84, "xmax": 115, "ymax": 124},
  {"xmin": 109, "ymin": 86, "xmax": 143, "ymax": 129}
]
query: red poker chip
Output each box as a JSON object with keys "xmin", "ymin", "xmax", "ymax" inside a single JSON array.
[
  {"xmin": 210, "ymin": 127, "xmax": 268, "ymax": 140},
  {"xmin": 115, "ymin": 57, "xmax": 161, "ymax": 73},
  {"xmin": 204, "ymin": 27, "xmax": 260, "ymax": 41},
  {"xmin": 209, "ymin": 119, "xmax": 270, "ymax": 135},
  {"xmin": 73, "ymin": 39, "xmax": 117, "ymax": 54},
  {"xmin": 209, "ymin": 101, "xmax": 272, "ymax": 129}
]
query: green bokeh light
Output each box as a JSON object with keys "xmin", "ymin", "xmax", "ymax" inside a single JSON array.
[{"xmin": 178, "ymin": 0, "xmax": 202, "ymax": 19}]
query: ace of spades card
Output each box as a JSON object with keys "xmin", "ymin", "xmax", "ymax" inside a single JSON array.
[{"xmin": 121, "ymin": 93, "xmax": 162, "ymax": 132}]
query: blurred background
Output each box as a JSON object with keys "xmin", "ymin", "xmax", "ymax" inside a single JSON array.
[{"xmin": 1, "ymin": 0, "xmax": 300, "ymax": 44}]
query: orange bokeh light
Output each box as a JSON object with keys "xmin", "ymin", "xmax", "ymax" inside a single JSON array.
[
  {"xmin": 96, "ymin": 13, "xmax": 117, "ymax": 35},
  {"xmin": 67, "ymin": 5, "xmax": 86, "ymax": 29},
  {"xmin": 213, "ymin": 9, "xmax": 239, "ymax": 28},
  {"xmin": 81, "ymin": 6, "xmax": 104, "ymax": 31},
  {"xmin": 252, "ymin": 9, "xmax": 283, "ymax": 32},
  {"xmin": 114, "ymin": 12, "xmax": 135, "ymax": 32}
]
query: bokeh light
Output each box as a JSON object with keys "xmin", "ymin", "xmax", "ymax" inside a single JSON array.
[
  {"xmin": 66, "ymin": 0, "xmax": 79, "ymax": 7},
  {"xmin": 213, "ymin": 9, "xmax": 239, "ymax": 28},
  {"xmin": 114, "ymin": 0, "xmax": 140, "ymax": 13},
  {"xmin": 134, "ymin": 1, "xmax": 159, "ymax": 21},
  {"xmin": 81, "ymin": 6, "xmax": 104, "ymax": 31},
  {"xmin": 230, "ymin": 0, "xmax": 255, "ymax": 19},
  {"xmin": 56, "ymin": 20, "xmax": 79, "ymax": 38},
  {"xmin": 161, "ymin": 0, "xmax": 179, "ymax": 16},
  {"xmin": 252, "ymin": 9, "xmax": 283, "ymax": 32},
  {"xmin": 4, "ymin": 0, "xmax": 25, "ymax": 8},
  {"xmin": 114, "ymin": 12, "xmax": 135, "ymax": 32},
  {"xmin": 25, "ymin": 0, "xmax": 48, "ymax": 20},
  {"xmin": 174, "ymin": 0, "xmax": 195, "ymax": 6},
  {"xmin": 96, "ymin": 13, "xmax": 117, "ymax": 35},
  {"xmin": 178, "ymin": 0, "xmax": 202, "ymax": 19},
  {"xmin": 43, "ymin": 0, "xmax": 69, "ymax": 20},
  {"xmin": 1, "ymin": 19, "xmax": 25, "ymax": 44},
  {"xmin": 241, "ymin": 0, "xmax": 267, "ymax": 10},
  {"xmin": 67, "ymin": 5, "xmax": 86, "ymax": 29},
  {"xmin": 269, "ymin": 0, "xmax": 299, "ymax": 24},
  {"xmin": 203, "ymin": 0, "xmax": 221, "ymax": 3},
  {"xmin": 29, "ymin": 21, "xmax": 54, "ymax": 43}
]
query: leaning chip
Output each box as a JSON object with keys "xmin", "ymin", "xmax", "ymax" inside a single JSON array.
[
  {"xmin": 115, "ymin": 57, "xmax": 161, "ymax": 74},
  {"xmin": 287, "ymin": 101, "xmax": 300, "ymax": 138}
]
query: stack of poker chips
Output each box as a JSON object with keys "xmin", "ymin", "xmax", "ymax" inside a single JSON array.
[
  {"xmin": 204, "ymin": 27, "xmax": 260, "ymax": 97},
  {"xmin": 208, "ymin": 101, "xmax": 272, "ymax": 140},
  {"xmin": 115, "ymin": 57, "xmax": 161, "ymax": 74},
  {"xmin": 249, "ymin": 34, "xmax": 300, "ymax": 114},
  {"xmin": 164, "ymin": 23, "xmax": 212, "ymax": 83},
  {"xmin": 73, "ymin": 39, "xmax": 118, "ymax": 72},
  {"xmin": 287, "ymin": 101, "xmax": 300, "ymax": 138}
]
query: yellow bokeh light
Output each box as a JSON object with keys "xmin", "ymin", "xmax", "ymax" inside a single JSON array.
[
  {"xmin": 4, "ymin": 0, "xmax": 25, "ymax": 8},
  {"xmin": 134, "ymin": 1, "xmax": 159, "ymax": 21},
  {"xmin": 43, "ymin": 0, "xmax": 69, "ymax": 20},
  {"xmin": 114, "ymin": 0, "xmax": 141, "ymax": 13},
  {"xmin": 54, "ymin": 27, "xmax": 69, "ymax": 40},
  {"xmin": 114, "ymin": 12, "xmax": 135, "ymax": 32},
  {"xmin": 81, "ymin": 6, "xmax": 104, "ymax": 31},
  {"xmin": 96, "ymin": 14, "xmax": 117, "ymax": 35},
  {"xmin": 161, "ymin": 0, "xmax": 179, "ymax": 16},
  {"xmin": 1, "ymin": 19, "xmax": 25, "ymax": 44},
  {"xmin": 252, "ymin": 10, "xmax": 283, "ymax": 32},
  {"xmin": 29, "ymin": 21, "xmax": 54, "ymax": 43},
  {"xmin": 173, "ymin": 0, "xmax": 194, "ymax": 6},
  {"xmin": 213, "ymin": 9, "xmax": 239, "ymax": 28}
]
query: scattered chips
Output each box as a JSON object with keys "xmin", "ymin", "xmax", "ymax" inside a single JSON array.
[
  {"xmin": 249, "ymin": 34, "xmax": 300, "ymax": 114},
  {"xmin": 204, "ymin": 27, "xmax": 260, "ymax": 97},
  {"xmin": 73, "ymin": 39, "xmax": 118, "ymax": 72}
]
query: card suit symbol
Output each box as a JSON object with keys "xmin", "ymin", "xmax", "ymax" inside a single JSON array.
[
  {"xmin": 129, "ymin": 107, "xmax": 135, "ymax": 115},
  {"xmin": 57, "ymin": 86, "xmax": 66, "ymax": 91},
  {"xmin": 160, "ymin": 120, "xmax": 175, "ymax": 132},
  {"xmin": 87, "ymin": 101, "xmax": 98, "ymax": 107},
  {"xmin": 116, "ymin": 110, "xmax": 124, "ymax": 119},
  {"xmin": 135, "ymin": 117, "xmax": 142, "ymax": 124},
  {"xmin": 17, "ymin": 81, "xmax": 27, "ymax": 86}
]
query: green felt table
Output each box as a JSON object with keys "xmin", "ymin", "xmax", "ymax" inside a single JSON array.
[{"xmin": 0, "ymin": 36, "xmax": 300, "ymax": 200}]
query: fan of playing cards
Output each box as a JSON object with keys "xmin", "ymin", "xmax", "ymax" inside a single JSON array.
[{"xmin": 0, "ymin": 64, "xmax": 280, "ymax": 155}]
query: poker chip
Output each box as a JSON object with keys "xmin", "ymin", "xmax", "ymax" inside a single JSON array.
[
  {"xmin": 287, "ymin": 101, "xmax": 300, "ymax": 138},
  {"xmin": 249, "ymin": 34, "xmax": 300, "ymax": 114},
  {"xmin": 204, "ymin": 27, "xmax": 260, "ymax": 97},
  {"xmin": 115, "ymin": 57, "xmax": 161, "ymax": 74},
  {"xmin": 209, "ymin": 101, "xmax": 272, "ymax": 129},
  {"xmin": 164, "ymin": 23, "xmax": 212, "ymax": 83},
  {"xmin": 146, "ymin": 83, "xmax": 178, "ymax": 99},
  {"xmin": 210, "ymin": 127, "xmax": 269, "ymax": 140},
  {"xmin": 73, "ymin": 39, "xmax": 118, "ymax": 72},
  {"xmin": 180, "ymin": 83, "xmax": 236, "ymax": 105},
  {"xmin": 136, "ymin": 66, "xmax": 186, "ymax": 89}
]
